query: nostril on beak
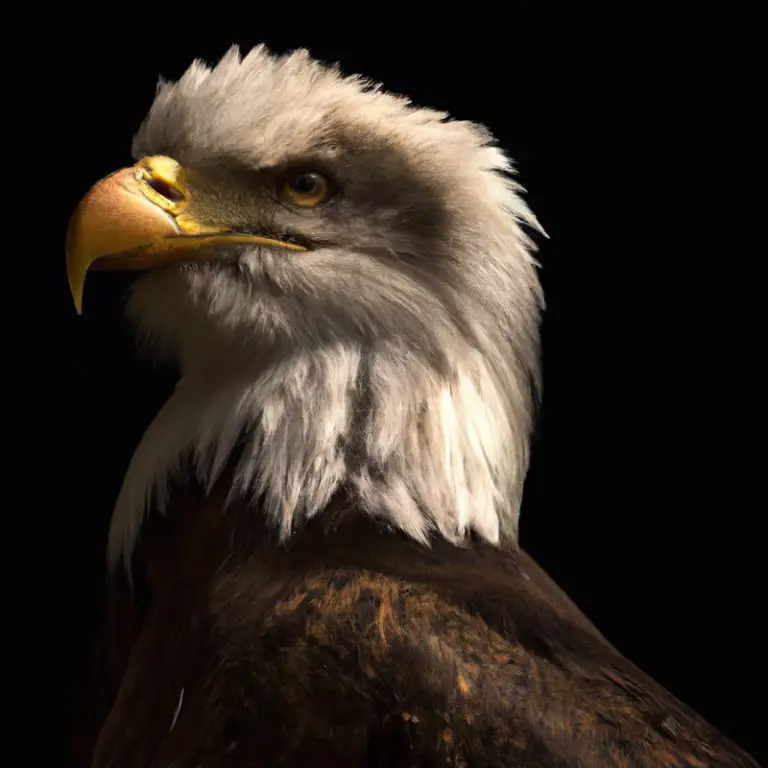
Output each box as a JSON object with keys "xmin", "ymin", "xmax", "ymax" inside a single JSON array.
[
  {"xmin": 146, "ymin": 176, "xmax": 186, "ymax": 204},
  {"xmin": 137, "ymin": 156, "xmax": 189, "ymax": 210}
]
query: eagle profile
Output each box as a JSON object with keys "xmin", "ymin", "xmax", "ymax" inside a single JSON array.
[{"xmin": 67, "ymin": 46, "xmax": 758, "ymax": 767}]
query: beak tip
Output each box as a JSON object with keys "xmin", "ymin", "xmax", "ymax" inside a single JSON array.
[
  {"xmin": 71, "ymin": 284, "xmax": 84, "ymax": 315},
  {"xmin": 67, "ymin": 268, "xmax": 85, "ymax": 315}
]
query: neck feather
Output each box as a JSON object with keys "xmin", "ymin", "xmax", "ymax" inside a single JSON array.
[{"xmin": 107, "ymin": 339, "xmax": 532, "ymax": 574}]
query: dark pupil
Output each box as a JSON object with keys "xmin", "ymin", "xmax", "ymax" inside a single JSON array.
[{"xmin": 292, "ymin": 173, "xmax": 320, "ymax": 195}]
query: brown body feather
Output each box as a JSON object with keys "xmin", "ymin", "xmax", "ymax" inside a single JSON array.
[{"xmin": 71, "ymin": 474, "xmax": 759, "ymax": 767}]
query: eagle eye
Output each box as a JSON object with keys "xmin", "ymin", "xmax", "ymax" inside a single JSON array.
[{"xmin": 281, "ymin": 171, "xmax": 333, "ymax": 208}]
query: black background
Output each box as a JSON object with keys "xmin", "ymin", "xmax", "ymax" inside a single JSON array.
[{"xmin": 16, "ymin": 4, "xmax": 763, "ymax": 763}]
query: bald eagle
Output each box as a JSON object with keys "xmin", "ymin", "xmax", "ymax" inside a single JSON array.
[{"xmin": 67, "ymin": 46, "xmax": 758, "ymax": 767}]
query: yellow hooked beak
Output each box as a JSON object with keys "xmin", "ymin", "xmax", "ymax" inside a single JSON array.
[{"xmin": 66, "ymin": 155, "xmax": 306, "ymax": 314}]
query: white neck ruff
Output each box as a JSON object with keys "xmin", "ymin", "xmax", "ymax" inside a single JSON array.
[{"xmin": 107, "ymin": 340, "xmax": 530, "ymax": 574}]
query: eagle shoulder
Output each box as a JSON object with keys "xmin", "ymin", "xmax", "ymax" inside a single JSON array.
[
  {"xmin": 81, "ymin": 502, "xmax": 759, "ymax": 767},
  {"xmin": 151, "ymin": 562, "xmax": 757, "ymax": 767}
]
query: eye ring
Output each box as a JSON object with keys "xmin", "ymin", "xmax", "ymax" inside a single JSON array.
[{"xmin": 281, "ymin": 170, "xmax": 333, "ymax": 208}]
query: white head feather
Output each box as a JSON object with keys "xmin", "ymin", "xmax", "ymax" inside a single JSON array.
[{"xmin": 107, "ymin": 45, "xmax": 544, "ymax": 573}]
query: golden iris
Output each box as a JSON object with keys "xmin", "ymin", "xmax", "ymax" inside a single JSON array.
[{"xmin": 282, "ymin": 171, "xmax": 332, "ymax": 207}]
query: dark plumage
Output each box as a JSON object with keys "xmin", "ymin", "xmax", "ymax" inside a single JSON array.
[{"xmin": 72, "ymin": 472, "xmax": 758, "ymax": 766}]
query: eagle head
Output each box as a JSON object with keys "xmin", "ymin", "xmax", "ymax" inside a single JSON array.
[{"xmin": 66, "ymin": 46, "xmax": 544, "ymax": 572}]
